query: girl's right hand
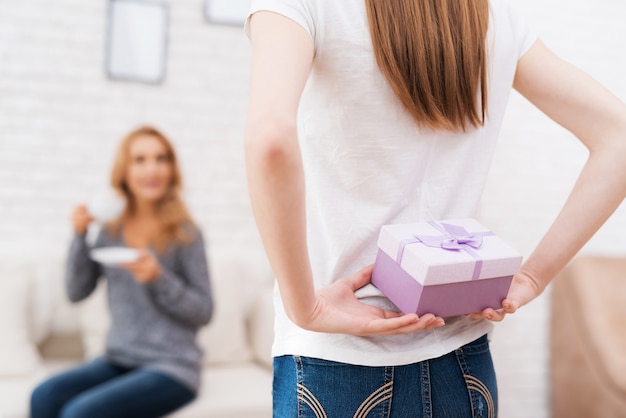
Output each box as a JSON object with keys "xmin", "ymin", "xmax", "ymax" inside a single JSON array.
[
  {"xmin": 296, "ymin": 265, "xmax": 445, "ymax": 336},
  {"xmin": 71, "ymin": 205, "xmax": 94, "ymax": 235}
]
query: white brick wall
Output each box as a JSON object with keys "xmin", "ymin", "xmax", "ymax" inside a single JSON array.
[
  {"xmin": 0, "ymin": 0, "xmax": 259, "ymax": 262},
  {"xmin": 1, "ymin": 1, "xmax": 625, "ymax": 417}
]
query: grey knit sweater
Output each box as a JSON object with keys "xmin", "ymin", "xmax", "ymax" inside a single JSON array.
[{"xmin": 65, "ymin": 226, "xmax": 213, "ymax": 393}]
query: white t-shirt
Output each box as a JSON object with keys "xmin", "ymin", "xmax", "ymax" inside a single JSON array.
[{"xmin": 247, "ymin": 0, "xmax": 537, "ymax": 366}]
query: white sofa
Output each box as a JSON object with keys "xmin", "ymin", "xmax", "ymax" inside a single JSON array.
[{"xmin": 0, "ymin": 247, "xmax": 275, "ymax": 418}]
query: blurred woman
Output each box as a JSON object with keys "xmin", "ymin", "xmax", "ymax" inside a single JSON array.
[{"xmin": 31, "ymin": 126, "xmax": 213, "ymax": 418}]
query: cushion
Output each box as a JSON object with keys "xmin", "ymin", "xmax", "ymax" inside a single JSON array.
[
  {"xmin": 247, "ymin": 285, "xmax": 275, "ymax": 369},
  {"xmin": 0, "ymin": 265, "xmax": 42, "ymax": 377},
  {"xmin": 47, "ymin": 264, "xmax": 83, "ymax": 337},
  {"xmin": 196, "ymin": 252, "xmax": 254, "ymax": 364},
  {"xmin": 197, "ymin": 249, "xmax": 274, "ymax": 365},
  {"xmin": 168, "ymin": 364, "xmax": 272, "ymax": 418},
  {"xmin": 29, "ymin": 257, "xmax": 65, "ymax": 344},
  {"xmin": 0, "ymin": 359, "xmax": 74, "ymax": 418}
]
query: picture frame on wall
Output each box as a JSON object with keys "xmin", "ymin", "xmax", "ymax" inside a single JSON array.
[
  {"xmin": 204, "ymin": 0, "xmax": 251, "ymax": 26},
  {"xmin": 106, "ymin": 0, "xmax": 169, "ymax": 84}
]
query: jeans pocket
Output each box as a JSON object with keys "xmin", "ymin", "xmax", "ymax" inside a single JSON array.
[
  {"xmin": 288, "ymin": 356, "xmax": 394, "ymax": 418},
  {"xmin": 455, "ymin": 335, "xmax": 498, "ymax": 418},
  {"xmin": 462, "ymin": 374, "xmax": 496, "ymax": 418},
  {"xmin": 297, "ymin": 382, "xmax": 329, "ymax": 418}
]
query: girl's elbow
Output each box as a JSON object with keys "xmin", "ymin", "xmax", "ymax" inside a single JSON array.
[{"xmin": 244, "ymin": 120, "xmax": 298, "ymax": 163}]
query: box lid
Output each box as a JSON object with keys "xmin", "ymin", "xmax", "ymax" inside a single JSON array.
[{"xmin": 377, "ymin": 218, "xmax": 522, "ymax": 285}]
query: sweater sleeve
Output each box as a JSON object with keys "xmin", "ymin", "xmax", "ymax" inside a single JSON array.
[
  {"xmin": 65, "ymin": 233, "xmax": 101, "ymax": 302},
  {"xmin": 147, "ymin": 230, "xmax": 213, "ymax": 327}
]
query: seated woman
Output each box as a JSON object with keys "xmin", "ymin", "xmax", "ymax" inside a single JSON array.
[{"xmin": 31, "ymin": 126, "xmax": 213, "ymax": 418}]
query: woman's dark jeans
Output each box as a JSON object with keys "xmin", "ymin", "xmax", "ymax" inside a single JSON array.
[{"xmin": 30, "ymin": 358, "xmax": 195, "ymax": 418}]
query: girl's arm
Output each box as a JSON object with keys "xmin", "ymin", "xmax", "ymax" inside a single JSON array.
[
  {"xmin": 245, "ymin": 11, "xmax": 443, "ymax": 335},
  {"xmin": 479, "ymin": 40, "xmax": 626, "ymax": 321}
]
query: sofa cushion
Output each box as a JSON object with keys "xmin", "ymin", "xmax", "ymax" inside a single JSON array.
[
  {"xmin": 169, "ymin": 364, "xmax": 272, "ymax": 418},
  {"xmin": 247, "ymin": 285, "xmax": 275, "ymax": 369},
  {"xmin": 29, "ymin": 251, "xmax": 83, "ymax": 339},
  {"xmin": 0, "ymin": 265, "xmax": 42, "ymax": 377},
  {"xmin": 30, "ymin": 257, "xmax": 65, "ymax": 345},
  {"xmin": 0, "ymin": 360, "xmax": 74, "ymax": 418},
  {"xmin": 197, "ymin": 250, "xmax": 273, "ymax": 365},
  {"xmin": 196, "ymin": 252, "xmax": 255, "ymax": 364}
]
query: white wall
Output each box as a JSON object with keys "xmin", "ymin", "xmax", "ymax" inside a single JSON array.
[
  {"xmin": 1, "ymin": 1, "xmax": 625, "ymax": 417},
  {"xmin": 0, "ymin": 0, "xmax": 259, "ymax": 262}
]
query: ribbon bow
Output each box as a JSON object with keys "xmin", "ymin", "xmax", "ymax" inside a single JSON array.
[
  {"xmin": 395, "ymin": 221, "xmax": 493, "ymax": 281},
  {"xmin": 416, "ymin": 223, "xmax": 484, "ymax": 251}
]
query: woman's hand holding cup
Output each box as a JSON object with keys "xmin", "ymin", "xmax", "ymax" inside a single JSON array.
[
  {"xmin": 71, "ymin": 205, "xmax": 94, "ymax": 235},
  {"xmin": 72, "ymin": 192, "xmax": 125, "ymax": 235}
]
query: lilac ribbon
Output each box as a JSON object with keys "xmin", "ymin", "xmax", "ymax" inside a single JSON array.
[{"xmin": 395, "ymin": 221, "xmax": 494, "ymax": 280}]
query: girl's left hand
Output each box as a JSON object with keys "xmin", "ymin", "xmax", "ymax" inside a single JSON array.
[
  {"xmin": 122, "ymin": 249, "xmax": 162, "ymax": 284},
  {"xmin": 466, "ymin": 271, "xmax": 544, "ymax": 322}
]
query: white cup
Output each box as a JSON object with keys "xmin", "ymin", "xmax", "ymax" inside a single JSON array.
[{"xmin": 87, "ymin": 191, "xmax": 125, "ymax": 223}]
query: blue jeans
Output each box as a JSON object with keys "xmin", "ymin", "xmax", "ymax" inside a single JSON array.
[
  {"xmin": 30, "ymin": 358, "xmax": 195, "ymax": 418},
  {"xmin": 273, "ymin": 334, "xmax": 497, "ymax": 418}
]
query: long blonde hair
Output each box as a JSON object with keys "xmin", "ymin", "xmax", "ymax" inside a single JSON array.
[
  {"xmin": 365, "ymin": 0, "xmax": 489, "ymax": 132},
  {"xmin": 108, "ymin": 126, "xmax": 195, "ymax": 252}
]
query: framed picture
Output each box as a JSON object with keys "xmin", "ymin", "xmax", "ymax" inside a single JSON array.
[
  {"xmin": 204, "ymin": 0, "xmax": 251, "ymax": 26},
  {"xmin": 106, "ymin": 0, "xmax": 169, "ymax": 84}
]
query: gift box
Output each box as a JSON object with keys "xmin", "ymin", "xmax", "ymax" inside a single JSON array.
[{"xmin": 371, "ymin": 219, "xmax": 522, "ymax": 317}]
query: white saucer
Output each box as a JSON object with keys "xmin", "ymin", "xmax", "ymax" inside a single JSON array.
[{"xmin": 90, "ymin": 247, "xmax": 140, "ymax": 266}]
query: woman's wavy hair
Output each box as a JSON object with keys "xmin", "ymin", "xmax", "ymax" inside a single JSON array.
[
  {"xmin": 365, "ymin": 0, "xmax": 489, "ymax": 132},
  {"xmin": 108, "ymin": 126, "xmax": 195, "ymax": 252}
]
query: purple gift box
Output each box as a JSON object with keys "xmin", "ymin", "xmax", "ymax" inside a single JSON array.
[{"xmin": 371, "ymin": 219, "xmax": 522, "ymax": 317}]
